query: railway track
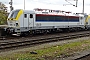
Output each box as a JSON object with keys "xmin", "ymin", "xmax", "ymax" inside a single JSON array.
[
  {"xmin": 0, "ymin": 30, "xmax": 90, "ymax": 52},
  {"xmin": 63, "ymin": 49, "xmax": 90, "ymax": 60},
  {"xmin": 75, "ymin": 54, "xmax": 90, "ymax": 60}
]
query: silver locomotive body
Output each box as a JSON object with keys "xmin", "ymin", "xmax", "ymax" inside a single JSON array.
[{"xmin": 6, "ymin": 9, "xmax": 90, "ymax": 35}]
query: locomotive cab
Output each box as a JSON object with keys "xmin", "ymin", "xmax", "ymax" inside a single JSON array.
[
  {"xmin": 7, "ymin": 9, "xmax": 23, "ymax": 35},
  {"xmin": 7, "ymin": 9, "xmax": 21, "ymax": 27},
  {"xmin": 7, "ymin": 9, "xmax": 35, "ymax": 35}
]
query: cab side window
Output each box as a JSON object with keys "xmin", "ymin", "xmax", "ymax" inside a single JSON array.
[
  {"xmin": 24, "ymin": 14, "xmax": 27, "ymax": 18},
  {"xmin": 30, "ymin": 14, "xmax": 33, "ymax": 18}
]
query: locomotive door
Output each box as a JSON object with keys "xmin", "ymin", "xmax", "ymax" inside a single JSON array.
[
  {"xmin": 24, "ymin": 14, "xmax": 34, "ymax": 27},
  {"xmin": 28, "ymin": 14, "xmax": 34, "ymax": 27},
  {"xmin": 80, "ymin": 17, "xmax": 84, "ymax": 25}
]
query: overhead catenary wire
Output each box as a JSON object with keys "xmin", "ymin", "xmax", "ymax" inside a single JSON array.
[{"xmin": 65, "ymin": 0, "xmax": 78, "ymax": 7}]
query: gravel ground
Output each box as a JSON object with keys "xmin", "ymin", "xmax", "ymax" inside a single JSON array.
[{"xmin": 0, "ymin": 36, "xmax": 90, "ymax": 58}]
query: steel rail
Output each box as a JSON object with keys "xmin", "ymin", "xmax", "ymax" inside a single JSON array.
[{"xmin": 0, "ymin": 31, "xmax": 90, "ymax": 52}]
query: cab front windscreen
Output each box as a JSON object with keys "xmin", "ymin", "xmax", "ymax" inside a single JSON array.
[{"xmin": 8, "ymin": 10, "xmax": 20, "ymax": 19}]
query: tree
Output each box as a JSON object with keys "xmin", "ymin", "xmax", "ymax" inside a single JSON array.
[{"xmin": 0, "ymin": 2, "xmax": 8, "ymax": 25}]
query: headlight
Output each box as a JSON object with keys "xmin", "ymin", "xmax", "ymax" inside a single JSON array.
[
  {"xmin": 11, "ymin": 18, "xmax": 13, "ymax": 20},
  {"xmin": 16, "ymin": 23, "xmax": 19, "ymax": 26}
]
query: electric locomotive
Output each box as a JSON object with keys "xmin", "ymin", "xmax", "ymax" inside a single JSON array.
[{"xmin": 6, "ymin": 8, "xmax": 90, "ymax": 36}]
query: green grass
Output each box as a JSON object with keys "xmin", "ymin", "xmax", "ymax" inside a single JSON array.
[{"xmin": 0, "ymin": 39, "xmax": 90, "ymax": 60}]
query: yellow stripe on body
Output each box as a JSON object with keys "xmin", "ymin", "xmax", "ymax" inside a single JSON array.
[
  {"xmin": 16, "ymin": 10, "xmax": 23, "ymax": 27},
  {"xmin": 16, "ymin": 10, "xmax": 23, "ymax": 20},
  {"xmin": 85, "ymin": 15, "xmax": 90, "ymax": 24}
]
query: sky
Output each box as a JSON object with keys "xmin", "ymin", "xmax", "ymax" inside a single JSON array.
[{"xmin": 1, "ymin": 0, "xmax": 90, "ymax": 14}]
